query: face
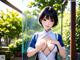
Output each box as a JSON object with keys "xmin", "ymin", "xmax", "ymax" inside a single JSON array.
[{"xmin": 41, "ymin": 16, "xmax": 54, "ymax": 31}]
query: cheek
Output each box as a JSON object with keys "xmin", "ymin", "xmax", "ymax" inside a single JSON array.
[
  {"xmin": 50, "ymin": 22, "xmax": 54, "ymax": 26},
  {"xmin": 42, "ymin": 21, "xmax": 46, "ymax": 25},
  {"xmin": 41, "ymin": 21, "xmax": 54, "ymax": 27}
]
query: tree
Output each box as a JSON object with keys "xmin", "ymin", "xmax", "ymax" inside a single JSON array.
[
  {"xmin": 0, "ymin": 9, "xmax": 22, "ymax": 46},
  {"xmin": 76, "ymin": 6, "xmax": 80, "ymax": 52},
  {"xmin": 62, "ymin": 11, "xmax": 70, "ymax": 47},
  {"xmin": 27, "ymin": 0, "xmax": 68, "ymax": 15},
  {"xmin": 22, "ymin": 10, "xmax": 42, "ymax": 41}
]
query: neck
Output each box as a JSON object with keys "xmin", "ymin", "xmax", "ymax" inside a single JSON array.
[{"xmin": 45, "ymin": 29, "xmax": 51, "ymax": 32}]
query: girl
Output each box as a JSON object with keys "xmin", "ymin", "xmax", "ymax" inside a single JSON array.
[{"xmin": 27, "ymin": 6, "xmax": 66, "ymax": 60}]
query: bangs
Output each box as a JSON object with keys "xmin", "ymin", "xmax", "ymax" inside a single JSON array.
[
  {"xmin": 45, "ymin": 15, "xmax": 54, "ymax": 22},
  {"xmin": 39, "ymin": 6, "xmax": 58, "ymax": 27},
  {"xmin": 39, "ymin": 11, "xmax": 54, "ymax": 21}
]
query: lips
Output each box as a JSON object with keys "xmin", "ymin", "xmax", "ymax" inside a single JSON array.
[{"xmin": 45, "ymin": 25, "xmax": 50, "ymax": 27}]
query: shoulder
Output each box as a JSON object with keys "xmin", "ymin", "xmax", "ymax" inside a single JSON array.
[
  {"xmin": 56, "ymin": 33, "xmax": 64, "ymax": 47},
  {"xmin": 34, "ymin": 31, "xmax": 44, "ymax": 36},
  {"xmin": 57, "ymin": 34, "xmax": 62, "ymax": 40},
  {"xmin": 29, "ymin": 32, "xmax": 39, "ymax": 48},
  {"xmin": 53, "ymin": 33, "xmax": 62, "ymax": 39},
  {"xmin": 34, "ymin": 32, "xmax": 41, "ymax": 35},
  {"xmin": 32, "ymin": 32, "xmax": 40, "ymax": 36},
  {"xmin": 54, "ymin": 33, "xmax": 62, "ymax": 39}
]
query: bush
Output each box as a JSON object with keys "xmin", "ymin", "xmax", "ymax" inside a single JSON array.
[{"xmin": 8, "ymin": 39, "xmax": 22, "ymax": 55}]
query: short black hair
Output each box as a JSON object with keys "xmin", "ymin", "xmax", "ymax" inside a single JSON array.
[{"xmin": 39, "ymin": 6, "xmax": 58, "ymax": 27}]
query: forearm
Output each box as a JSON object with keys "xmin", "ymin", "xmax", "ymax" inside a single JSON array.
[
  {"xmin": 27, "ymin": 48, "xmax": 38, "ymax": 57},
  {"xmin": 57, "ymin": 43, "xmax": 66, "ymax": 59}
]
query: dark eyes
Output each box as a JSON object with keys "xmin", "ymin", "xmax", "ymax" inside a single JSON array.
[
  {"xmin": 43, "ymin": 19, "xmax": 54, "ymax": 22},
  {"xmin": 43, "ymin": 19, "xmax": 46, "ymax": 21}
]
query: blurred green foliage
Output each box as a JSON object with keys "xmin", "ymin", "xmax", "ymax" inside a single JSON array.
[
  {"xmin": 0, "ymin": 9, "xmax": 22, "ymax": 38},
  {"xmin": 76, "ymin": 6, "xmax": 80, "ymax": 52},
  {"xmin": 8, "ymin": 39, "xmax": 22, "ymax": 54},
  {"xmin": 0, "ymin": 9, "xmax": 22, "ymax": 45},
  {"xmin": 27, "ymin": 0, "xmax": 68, "ymax": 13}
]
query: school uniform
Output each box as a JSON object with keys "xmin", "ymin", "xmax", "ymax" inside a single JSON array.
[{"xmin": 27, "ymin": 30, "xmax": 64, "ymax": 60}]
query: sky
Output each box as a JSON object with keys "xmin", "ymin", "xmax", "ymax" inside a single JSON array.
[
  {"xmin": 0, "ymin": 0, "xmax": 79, "ymax": 13},
  {"xmin": 0, "ymin": 1, "xmax": 12, "ymax": 11},
  {"xmin": 0, "ymin": 0, "xmax": 33, "ymax": 12}
]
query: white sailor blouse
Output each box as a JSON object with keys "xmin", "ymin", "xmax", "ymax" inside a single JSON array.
[{"xmin": 27, "ymin": 30, "xmax": 64, "ymax": 60}]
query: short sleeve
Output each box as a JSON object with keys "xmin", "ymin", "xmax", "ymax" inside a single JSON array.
[
  {"xmin": 58, "ymin": 34, "xmax": 64, "ymax": 47},
  {"xmin": 29, "ymin": 33, "xmax": 38, "ymax": 48}
]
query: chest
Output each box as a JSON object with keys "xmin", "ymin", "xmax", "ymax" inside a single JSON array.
[{"xmin": 36, "ymin": 32, "xmax": 58, "ymax": 56}]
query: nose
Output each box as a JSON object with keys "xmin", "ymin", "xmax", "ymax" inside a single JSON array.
[
  {"xmin": 45, "ymin": 21, "xmax": 49, "ymax": 25},
  {"xmin": 46, "ymin": 20, "xmax": 50, "ymax": 25}
]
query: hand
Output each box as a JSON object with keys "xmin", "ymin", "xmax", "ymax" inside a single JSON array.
[
  {"xmin": 47, "ymin": 40, "xmax": 55, "ymax": 51},
  {"xmin": 51, "ymin": 40, "xmax": 60, "ymax": 45},
  {"xmin": 35, "ymin": 39, "xmax": 46, "ymax": 52},
  {"xmin": 45, "ymin": 35, "xmax": 59, "ymax": 45}
]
